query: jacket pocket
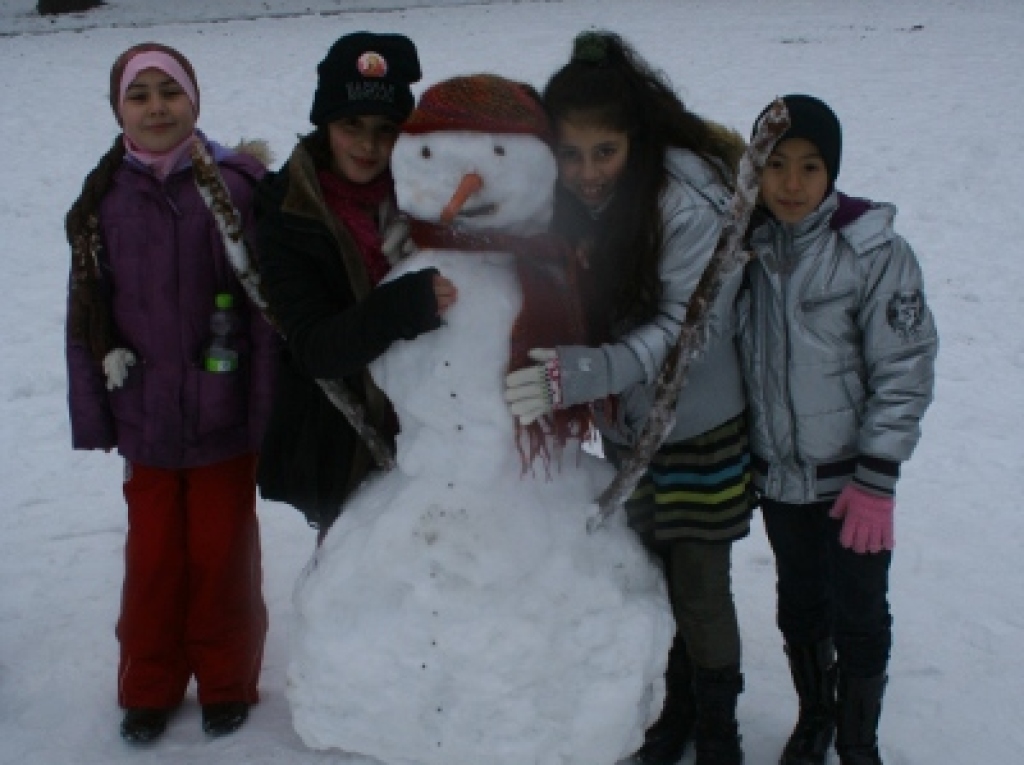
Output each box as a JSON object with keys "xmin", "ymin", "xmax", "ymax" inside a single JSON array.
[
  {"xmin": 800, "ymin": 286, "xmax": 856, "ymax": 312},
  {"xmin": 839, "ymin": 366, "xmax": 867, "ymax": 417},
  {"xmin": 108, "ymin": 358, "xmax": 144, "ymax": 427},
  {"xmin": 195, "ymin": 367, "xmax": 247, "ymax": 437}
]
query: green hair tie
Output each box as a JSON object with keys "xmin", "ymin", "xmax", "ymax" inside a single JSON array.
[{"xmin": 572, "ymin": 31, "xmax": 608, "ymax": 64}]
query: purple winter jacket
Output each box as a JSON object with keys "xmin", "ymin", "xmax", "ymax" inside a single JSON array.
[{"xmin": 66, "ymin": 138, "xmax": 280, "ymax": 469}]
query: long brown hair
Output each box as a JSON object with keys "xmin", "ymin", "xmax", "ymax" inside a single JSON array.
[
  {"xmin": 67, "ymin": 42, "xmax": 200, "ymax": 363},
  {"xmin": 65, "ymin": 136, "xmax": 126, "ymax": 363},
  {"xmin": 298, "ymin": 126, "xmax": 334, "ymax": 171},
  {"xmin": 542, "ymin": 31, "xmax": 744, "ymax": 339}
]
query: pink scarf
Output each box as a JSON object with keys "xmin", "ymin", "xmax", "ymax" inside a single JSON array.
[
  {"xmin": 317, "ymin": 169, "xmax": 393, "ymax": 286},
  {"xmin": 123, "ymin": 132, "xmax": 196, "ymax": 180}
]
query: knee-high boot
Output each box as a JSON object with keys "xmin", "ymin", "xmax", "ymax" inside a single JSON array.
[
  {"xmin": 835, "ymin": 671, "xmax": 886, "ymax": 765},
  {"xmin": 693, "ymin": 665, "xmax": 743, "ymax": 765},
  {"xmin": 780, "ymin": 639, "xmax": 837, "ymax": 765},
  {"xmin": 633, "ymin": 635, "xmax": 697, "ymax": 765}
]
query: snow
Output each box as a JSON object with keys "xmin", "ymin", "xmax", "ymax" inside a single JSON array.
[
  {"xmin": 286, "ymin": 125, "xmax": 672, "ymax": 765},
  {"xmin": 1, "ymin": 1, "xmax": 1022, "ymax": 764}
]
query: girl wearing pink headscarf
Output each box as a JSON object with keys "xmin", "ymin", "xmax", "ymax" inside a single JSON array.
[{"xmin": 64, "ymin": 42, "xmax": 279, "ymax": 744}]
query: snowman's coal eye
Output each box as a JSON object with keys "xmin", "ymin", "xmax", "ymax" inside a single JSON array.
[
  {"xmin": 421, "ymin": 146, "xmax": 432, "ymax": 159},
  {"xmin": 493, "ymin": 145, "xmax": 505, "ymax": 157}
]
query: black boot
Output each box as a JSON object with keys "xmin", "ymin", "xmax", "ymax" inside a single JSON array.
[
  {"xmin": 835, "ymin": 672, "xmax": 886, "ymax": 765},
  {"xmin": 120, "ymin": 707, "xmax": 169, "ymax": 744},
  {"xmin": 633, "ymin": 649, "xmax": 697, "ymax": 765},
  {"xmin": 693, "ymin": 665, "xmax": 744, "ymax": 765},
  {"xmin": 202, "ymin": 701, "xmax": 249, "ymax": 736},
  {"xmin": 780, "ymin": 639, "xmax": 837, "ymax": 765}
]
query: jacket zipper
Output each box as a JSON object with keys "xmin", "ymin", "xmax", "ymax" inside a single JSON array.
[{"xmin": 780, "ymin": 226, "xmax": 807, "ymax": 496}]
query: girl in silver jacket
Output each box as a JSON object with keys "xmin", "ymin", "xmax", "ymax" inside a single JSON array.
[
  {"xmin": 739, "ymin": 95, "xmax": 938, "ymax": 765},
  {"xmin": 504, "ymin": 31, "xmax": 751, "ymax": 765}
]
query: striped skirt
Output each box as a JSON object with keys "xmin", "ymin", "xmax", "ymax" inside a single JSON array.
[{"xmin": 613, "ymin": 412, "xmax": 754, "ymax": 545}]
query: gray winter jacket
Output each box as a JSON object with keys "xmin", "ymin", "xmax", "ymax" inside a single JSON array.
[
  {"xmin": 737, "ymin": 192, "xmax": 938, "ymax": 504},
  {"xmin": 557, "ymin": 148, "xmax": 747, "ymax": 447}
]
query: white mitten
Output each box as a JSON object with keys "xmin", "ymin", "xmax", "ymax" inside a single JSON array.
[
  {"xmin": 102, "ymin": 348, "xmax": 136, "ymax": 391},
  {"xmin": 381, "ymin": 214, "xmax": 416, "ymax": 266},
  {"xmin": 504, "ymin": 348, "xmax": 562, "ymax": 425}
]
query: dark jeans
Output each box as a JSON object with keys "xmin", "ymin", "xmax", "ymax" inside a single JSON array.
[
  {"xmin": 654, "ymin": 540, "xmax": 741, "ymax": 670},
  {"xmin": 760, "ymin": 498, "xmax": 892, "ymax": 677}
]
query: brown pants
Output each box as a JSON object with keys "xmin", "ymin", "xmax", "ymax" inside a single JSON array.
[
  {"xmin": 116, "ymin": 453, "xmax": 267, "ymax": 708},
  {"xmin": 658, "ymin": 539, "xmax": 741, "ymax": 670}
]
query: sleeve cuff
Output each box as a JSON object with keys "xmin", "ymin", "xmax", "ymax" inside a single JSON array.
[
  {"xmin": 853, "ymin": 455, "xmax": 901, "ymax": 497},
  {"xmin": 557, "ymin": 346, "xmax": 610, "ymax": 407}
]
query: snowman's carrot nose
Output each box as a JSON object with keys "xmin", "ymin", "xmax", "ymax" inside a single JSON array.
[{"xmin": 441, "ymin": 172, "xmax": 484, "ymax": 224}]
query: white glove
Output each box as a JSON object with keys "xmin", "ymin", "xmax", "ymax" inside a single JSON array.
[
  {"xmin": 504, "ymin": 348, "xmax": 562, "ymax": 425},
  {"xmin": 381, "ymin": 214, "xmax": 416, "ymax": 266},
  {"xmin": 102, "ymin": 348, "xmax": 136, "ymax": 390}
]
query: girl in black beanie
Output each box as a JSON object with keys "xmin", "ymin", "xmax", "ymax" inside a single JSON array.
[
  {"xmin": 255, "ymin": 33, "xmax": 457, "ymax": 533},
  {"xmin": 740, "ymin": 95, "xmax": 938, "ymax": 765}
]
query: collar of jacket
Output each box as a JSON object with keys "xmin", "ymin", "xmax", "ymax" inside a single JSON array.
[
  {"xmin": 277, "ymin": 142, "xmax": 375, "ymax": 301},
  {"xmin": 748, "ymin": 192, "xmax": 838, "ymax": 273},
  {"xmin": 118, "ymin": 131, "xmax": 265, "ymax": 194},
  {"xmin": 751, "ymin": 191, "xmax": 899, "ymax": 268},
  {"xmin": 280, "ymin": 143, "xmax": 334, "ymax": 223}
]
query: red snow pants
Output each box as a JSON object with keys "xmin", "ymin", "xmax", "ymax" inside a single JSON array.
[{"xmin": 116, "ymin": 453, "xmax": 268, "ymax": 709}]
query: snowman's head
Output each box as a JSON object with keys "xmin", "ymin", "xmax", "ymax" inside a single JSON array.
[{"xmin": 393, "ymin": 74, "xmax": 557, "ymax": 237}]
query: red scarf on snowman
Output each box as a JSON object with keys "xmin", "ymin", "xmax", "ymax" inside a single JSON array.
[{"xmin": 402, "ymin": 75, "xmax": 593, "ymax": 470}]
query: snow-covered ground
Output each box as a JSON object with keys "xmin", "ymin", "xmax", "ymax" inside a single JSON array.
[{"xmin": 1, "ymin": 1, "xmax": 1022, "ymax": 763}]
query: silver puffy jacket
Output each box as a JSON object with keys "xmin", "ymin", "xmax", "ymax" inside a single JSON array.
[
  {"xmin": 558, "ymin": 148, "xmax": 747, "ymax": 447},
  {"xmin": 737, "ymin": 192, "xmax": 938, "ymax": 504}
]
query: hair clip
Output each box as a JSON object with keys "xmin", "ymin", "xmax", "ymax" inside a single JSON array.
[{"xmin": 572, "ymin": 31, "xmax": 608, "ymax": 65}]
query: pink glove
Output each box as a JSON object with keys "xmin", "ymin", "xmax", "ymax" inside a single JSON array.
[{"xmin": 829, "ymin": 484, "xmax": 894, "ymax": 554}]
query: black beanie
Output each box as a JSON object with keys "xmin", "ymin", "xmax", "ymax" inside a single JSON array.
[
  {"xmin": 755, "ymin": 94, "xmax": 842, "ymax": 184},
  {"xmin": 309, "ymin": 32, "xmax": 422, "ymax": 126}
]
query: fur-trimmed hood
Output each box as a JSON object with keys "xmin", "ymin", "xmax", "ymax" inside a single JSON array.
[
  {"xmin": 704, "ymin": 118, "xmax": 748, "ymax": 177},
  {"xmin": 233, "ymin": 137, "xmax": 273, "ymax": 169}
]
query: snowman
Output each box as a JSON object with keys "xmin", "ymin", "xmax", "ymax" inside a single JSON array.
[{"xmin": 286, "ymin": 74, "xmax": 674, "ymax": 765}]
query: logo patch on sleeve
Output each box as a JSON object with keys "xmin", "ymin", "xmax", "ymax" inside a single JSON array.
[{"xmin": 886, "ymin": 290, "xmax": 926, "ymax": 340}]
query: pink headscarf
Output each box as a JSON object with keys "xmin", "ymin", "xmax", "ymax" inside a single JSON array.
[
  {"xmin": 118, "ymin": 51, "xmax": 199, "ymax": 116},
  {"xmin": 117, "ymin": 50, "xmax": 200, "ymax": 179}
]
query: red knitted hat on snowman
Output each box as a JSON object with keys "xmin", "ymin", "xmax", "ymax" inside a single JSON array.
[{"xmin": 403, "ymin": 74, "xmax": 554, "ymax": 145}]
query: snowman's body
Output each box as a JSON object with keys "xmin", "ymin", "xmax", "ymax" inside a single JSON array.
[{"xmin": 287, "ymin": 125, "xmax": 674, "ymax": 765}]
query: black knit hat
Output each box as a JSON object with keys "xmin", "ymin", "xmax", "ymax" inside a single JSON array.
[
  {"xmin": 755, "ymin": 94, "xmax": 842, "ymax": 184},
  {"xmin": 309, "ymin": 32, "xmax": 421, "ymax": 126}
]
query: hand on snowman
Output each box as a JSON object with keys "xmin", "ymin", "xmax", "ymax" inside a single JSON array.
[
  {"xmin": 432, "ymin": 273, "xmax": 458, "ymax": 315},
  {"xmin": 504, "ymin": 349, "xmax": 563, "ymax": 425}
]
